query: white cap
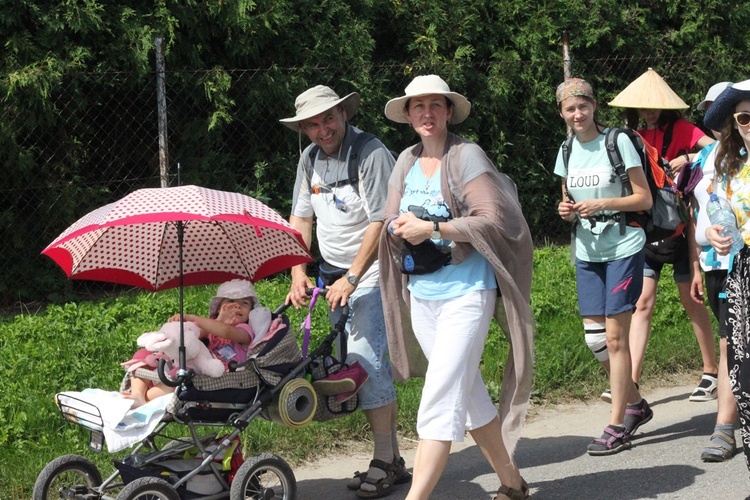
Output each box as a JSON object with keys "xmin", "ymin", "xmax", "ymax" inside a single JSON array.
[
  {"xmin": 697, "ymin": 81, "xmax": 733, "ymax": 111},
  {"xmin": 209, "ymin": 279, "xmax": 258, "ymax": 318}
]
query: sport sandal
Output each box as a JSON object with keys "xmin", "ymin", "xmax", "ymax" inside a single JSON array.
[
  {"xmin": 690, "ymin": 373, "xmax": 718, "ymax": 402},
  {"xmin": 587, "ymin": 425, "xmax": 632, "ymax": 456},
  {"xmin": 355, "ymin": 458, "xmax": 410, "ymax": 499},
  {"xmin": 492, "ymin": 478, "xmax": 530, "ymax": 500},
  {"xmin": 624, "ymin": 399, "xmax": 653, "ymax": 436},
  {"xmin": 701, "ymin": 432, "xmax": 736, "ymax": 462},
  {"xmin": 347, "ymin": 456, "xmax": 411, "ymax": 491}
]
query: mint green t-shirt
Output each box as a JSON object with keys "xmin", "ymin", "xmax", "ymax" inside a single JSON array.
[{"xmin": 554, "ymin": 129, "xmax": 646, "ymax": 262}]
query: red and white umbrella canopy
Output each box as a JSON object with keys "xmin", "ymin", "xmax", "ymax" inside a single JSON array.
[{"xmin": 43, "ymin": 185, "xmax": 312, "ymax": 290}]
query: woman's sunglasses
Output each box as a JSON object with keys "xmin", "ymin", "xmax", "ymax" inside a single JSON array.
[{"xmin": 734, "ymin": 112, "xmax": 750, "ymax": 127}]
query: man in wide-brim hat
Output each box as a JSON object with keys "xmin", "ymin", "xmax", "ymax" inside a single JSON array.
[{"xmin": 281, "ymin": 85, "xmax": 411, "ymax": 498}]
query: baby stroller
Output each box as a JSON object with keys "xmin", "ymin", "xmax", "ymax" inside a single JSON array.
[{"xmin": 33, "ymin": 291, "xmax": 359, "ymax": 500}]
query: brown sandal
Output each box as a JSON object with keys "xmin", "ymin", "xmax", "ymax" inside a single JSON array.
[{"xmin": 492, "ymin": 478, "xmax": 530, "ymax": 500}]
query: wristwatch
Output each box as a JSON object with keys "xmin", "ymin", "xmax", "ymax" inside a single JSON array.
[
  {"xmin": 431, "ymin": 221, "xmax": 441, "ymax": 240},
  {"xmin": 345, "ymin": 272, "xmax": 360, "ymax": 287}
]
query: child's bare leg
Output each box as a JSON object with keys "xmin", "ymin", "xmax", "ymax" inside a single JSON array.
[
  {"xmin": 146, "ymin": 383, "xmax": 174, "ymax": 401},
  {"xmin": 123, "ymin": 377, "xmax": 149, "ymax": 408}
]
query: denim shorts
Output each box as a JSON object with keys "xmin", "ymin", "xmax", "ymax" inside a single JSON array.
[
  {"xmin": 328, "ymin": 286, "xmax": 397, "ymax": 410},
  {"xmin": 576, "ymin": 250, "xmax": 645, "ymax": 317}
]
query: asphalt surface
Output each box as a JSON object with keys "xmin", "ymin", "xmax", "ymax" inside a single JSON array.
[{"xmin": 292, "ymin": 383, "xmax": 749, "ymax": 499}]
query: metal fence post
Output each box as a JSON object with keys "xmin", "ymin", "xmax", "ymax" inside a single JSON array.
[{"xmin": 155, "ymin": 36, "xmax": 169, "ymax": 188}]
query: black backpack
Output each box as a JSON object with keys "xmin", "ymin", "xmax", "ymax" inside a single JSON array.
[{"xmin": 306, "ymin": 132, "xmax": 398, "ymax": 197}]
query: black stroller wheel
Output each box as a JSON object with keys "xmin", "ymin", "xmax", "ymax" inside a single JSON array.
[
  {"xmin": 230, "ymin": 453, "xmax": 296, "ymax": 500},
  {"xmin": 115, "ymin": 477, "xmax": 180, "ymax": 500},
  {"xmin": 33, "ymin": 454, "xmax": 102, "ymax": 500}
]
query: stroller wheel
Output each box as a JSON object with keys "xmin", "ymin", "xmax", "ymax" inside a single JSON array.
[
  {"xmin": 230, "ymin": 453, "xmax": 297, "ymax": 500},
  {"xmin": 115, "ymin": 476, "xmax": 180, "ymax": 500},
  {"xmin": 33, "ymin": 454, "xmax": 102, "ymax": 500}
]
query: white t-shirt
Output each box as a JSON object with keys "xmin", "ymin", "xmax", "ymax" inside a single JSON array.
[
  {"xmin": 692, "ymin": 143, "xmax": 731, "ymax": 271},
  {"xmin": 290, "ymin": 125, "xmax": 395, "ymax": 288}
]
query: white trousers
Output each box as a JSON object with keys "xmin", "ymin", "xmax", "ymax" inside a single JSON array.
[{"xmin": 410, "ymin": 289, "xmax": 498, "ymax": 441}]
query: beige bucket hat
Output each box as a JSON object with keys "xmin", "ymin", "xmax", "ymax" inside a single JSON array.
[
  {"xmin": 280, "ymin": 85, "xmax": 360, "ymax": 132},
  {"xmin": 608, "ymin": 68, "xmax": 689, "ymax": 109},
  {"xmin": 384, "ymin": 74, "xmax": 471, "ymax": 124}
]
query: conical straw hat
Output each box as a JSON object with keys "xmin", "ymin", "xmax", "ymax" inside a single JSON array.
[{"xmin": 608, "ymin": 68, "xmax": 689, "ymax": 109}]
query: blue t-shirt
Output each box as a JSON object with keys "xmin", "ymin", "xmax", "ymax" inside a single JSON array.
[
  {"xmin": 398, "ymin": 159, "xmax": 496, "ymax": 300},
  {"xmin": 554, "ymin": 129, "xmax": 646, "ymax": 262}
]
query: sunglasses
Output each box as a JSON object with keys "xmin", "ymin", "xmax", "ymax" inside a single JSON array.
[{"xmin": 734, "ymin": 112, "xmax": 750, "ymax": 127}]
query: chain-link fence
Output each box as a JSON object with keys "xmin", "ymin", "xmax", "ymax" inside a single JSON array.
[{"xmin": 2, "ymin": 52, "xmax": 748, "ymax": 311}]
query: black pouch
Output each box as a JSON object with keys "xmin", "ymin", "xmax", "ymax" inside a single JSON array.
[
  {"xmin": 400, "ymin": 240, "xmax": 452, "ymax": 275},
  {"xmin": 317, "ymin": 260, "xmax": 347, "ymax": 287},
  {"xmin": 645, "ymin": 234, "xmax": 687, "ymax": 265},
  {"xmin": 398, "ymin": 205, "xmax": 452, "ymax": 275}
]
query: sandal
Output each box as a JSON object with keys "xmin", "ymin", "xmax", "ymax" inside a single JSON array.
[
  {"xmin": 701, "ymin": 432, "xmax": 736, "ymax": 462},
  {"xmin": 347, "ymin": 456, "xmax": 411, "ymax": 491},
  {"xmin": 586, "ymin": 425, "xmax": 632, "ymax": 456},
  {"xmin": 355, "ymin": 458, "xmax": 408, "ymax": 499},
  {"xmin": 492, "ymin": 478, "xmax": 530, "ymax": 500},
  {"xmin": 690, "ymin": 373, "xmax": 718, "ymax": 402}
]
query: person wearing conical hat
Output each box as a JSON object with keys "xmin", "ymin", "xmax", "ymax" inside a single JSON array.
[
  {"xmin": 609, "ymin": 69, "xmax": 719, "ymax": 411},
  {"xmin": 703, "ymin": 78, "xmax": 750, "ymax": 476},
  {"xmin": 553, "ymin": 78, "xmax": 653, "ymax": 457},
  {"xmin": 280, "ymin": 85, "xmax": 410, "ymax": 498}
]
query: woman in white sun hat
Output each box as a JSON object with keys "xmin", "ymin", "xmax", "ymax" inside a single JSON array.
[{"xmin": 379, "ymin": 74, "xmax": 535, "ymax": 500}]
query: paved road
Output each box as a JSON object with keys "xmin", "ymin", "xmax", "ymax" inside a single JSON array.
[{"xmin": 292, "ymin": 383, "xmax": 748, "ymax": 499}]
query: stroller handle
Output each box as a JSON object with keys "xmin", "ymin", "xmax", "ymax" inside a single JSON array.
[{"xmin": 273, "ymin": 287, "xmax": 350, "ymax": 321}]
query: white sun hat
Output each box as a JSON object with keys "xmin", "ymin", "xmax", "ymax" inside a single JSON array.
[
  {"xmin": 384, "ymin": 74, "xmax": 471, "ymax": 124},
  {"xmin": 209, "ymin": 279, "xmax": 258, "ymax": 318}
]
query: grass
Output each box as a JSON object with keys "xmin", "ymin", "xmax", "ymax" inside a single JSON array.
[{"xmin": 0, "ymin": 245, "xmax": 715, "ymax": 498}]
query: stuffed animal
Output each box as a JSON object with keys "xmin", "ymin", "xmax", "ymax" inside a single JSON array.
[
  {"xmin": 136, "ymin": 322, "xmax": 225, "ymax": 378},
  {"xmin": 120, "ymin": 347, "xmax": 159, "ymax": 373}
]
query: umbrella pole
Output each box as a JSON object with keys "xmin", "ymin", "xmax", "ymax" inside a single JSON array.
[{"xmin": 178, "ymin": 221, "xmax": 187, "ymax": 376}]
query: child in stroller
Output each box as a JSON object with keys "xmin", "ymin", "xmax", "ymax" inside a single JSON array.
[
  {"xmin": 35, "ymin": 287, "xmax": 363, "ymax": 500},
  {"xmin": 123, "ymin": 279, "xmax": 276, "ymax": 408}
]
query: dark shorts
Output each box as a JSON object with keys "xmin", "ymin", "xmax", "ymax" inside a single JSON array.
[
  {"xmin": 644, "ymin": 237, "xmax": 690, "ymax": 282},
  {"xmin": 705, "ymin": 269, "xmax": 729, "ymax": 338},
  {"xmin": 576, "ymin": 250, "xmax": 645, "ymax": 317}
]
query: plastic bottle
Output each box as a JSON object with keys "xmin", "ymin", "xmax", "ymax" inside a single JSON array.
[{"xmin": 706, "ymin": 193, "xmax": 745, "ymax": 255}]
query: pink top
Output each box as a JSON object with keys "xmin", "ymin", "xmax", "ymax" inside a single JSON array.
[{"xmin": 207, "ymin": 323, "xmax": 253, "ymax": 368}]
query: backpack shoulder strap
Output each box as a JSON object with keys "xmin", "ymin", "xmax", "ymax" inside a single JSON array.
[
  {"xmin": 561, "ymin": 135, "xmax": 575, "ymax": 171},
  {"xmin": 306, "ymin": 145, "xmax": 319, "ymax": 187},
  {"xmin": 347, "ymin": 132, "xmax": 377, "ymax": 196},
  {"xmin": 605, "ymin": 128, "xmax": 633, "ymax": 196},
  {"xmin": 661, "ymin": 121, "xmax": 676, "ymax": 158}
]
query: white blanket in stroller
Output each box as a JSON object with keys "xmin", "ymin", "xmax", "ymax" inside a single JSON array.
[{"xmin": 57, "ymin": 388, "xmax": 172, "ymax": 452}]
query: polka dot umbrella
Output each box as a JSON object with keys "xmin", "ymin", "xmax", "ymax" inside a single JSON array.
[
  {"xmin": 42, "ymin": 185, "xmax": 312, "ymax": 290},
  {"xmin": 42, "ymin": 185, "xmax": 312, "ymax": 384}
]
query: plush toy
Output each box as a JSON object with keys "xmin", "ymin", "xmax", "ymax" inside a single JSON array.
[
  {"xmin": 136, "ymin": 322, "xmax": 225, "ymax": 378},
  {"xmin": 120, "ymin": 347, "xmax": 159, "ymax": 373}
]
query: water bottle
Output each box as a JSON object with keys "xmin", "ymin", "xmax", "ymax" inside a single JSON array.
[{"xmin": 707, "ymin": 193, "xmax": 744, "ymax": 255}]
